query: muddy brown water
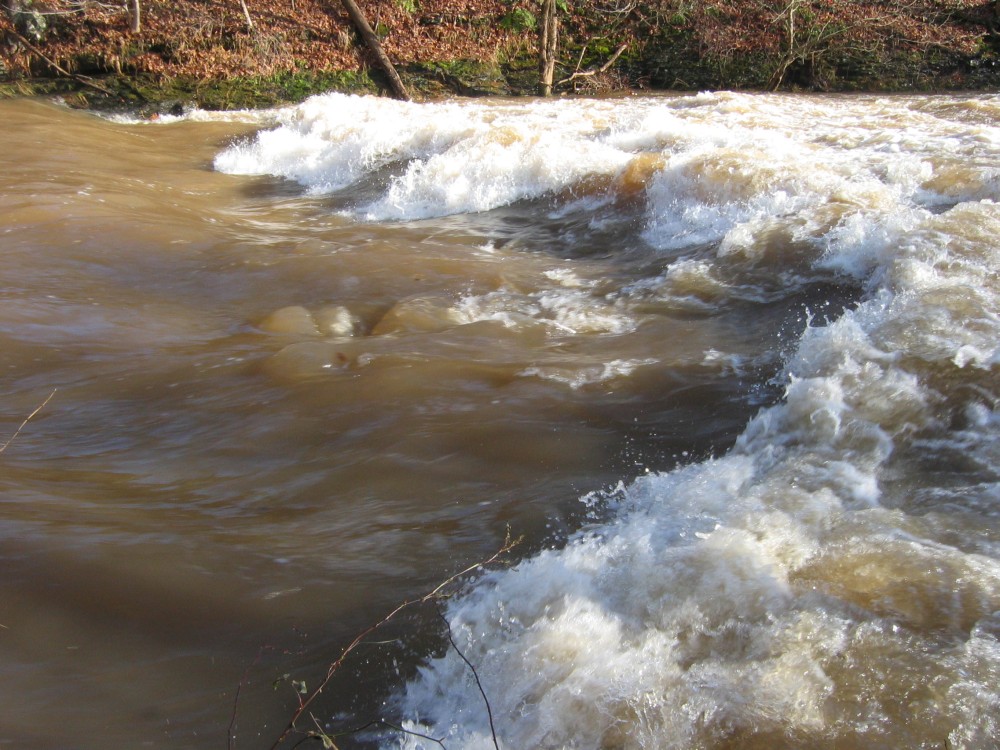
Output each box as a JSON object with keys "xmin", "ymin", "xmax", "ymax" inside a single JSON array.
[
  {"xmin": 4, "ymin": 92, "xmax": 998, "ymax": 750},
  {"xmin": 0, "ymin": 98, "xmax": 784, "ymax": 748}
]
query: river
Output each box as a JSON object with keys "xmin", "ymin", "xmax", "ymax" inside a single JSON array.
[{"xmin": 0, "ymin": 91, "xmax": 997, "ymax": 749}]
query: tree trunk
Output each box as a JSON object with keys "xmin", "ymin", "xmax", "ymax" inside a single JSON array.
[
  {"xmin": 129, "ymin": 0, "xmax": 140, "ymax": 34},
  {"xmin": 339, "ymin": 0, "xmax": 411, "ymax": 101},
  {"xmin": 769, "ymin": 0, "xmax": 798, "ymax": 91},
  {"xmin": 538, "ymin": 0, "xmax": 558, "ymax": 96}
]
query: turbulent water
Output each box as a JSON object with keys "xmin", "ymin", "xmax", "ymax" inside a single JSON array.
[{"xmin": 1, "ymin": 91, "xmax": 998, "ymax": 749}]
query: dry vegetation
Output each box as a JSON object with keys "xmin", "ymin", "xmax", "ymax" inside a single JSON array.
[
  {"xmin": 0, "ymin": 0, "xmax": 522, "ymax": 78},
  {"xmin": 2, "ymin": 0, "xmax": 998, "ymax": 105}
]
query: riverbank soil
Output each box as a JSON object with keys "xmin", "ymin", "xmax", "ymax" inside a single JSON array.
[{"xmin": 2, "ymin": 0, "xmax": 1000, "ymax": 110}]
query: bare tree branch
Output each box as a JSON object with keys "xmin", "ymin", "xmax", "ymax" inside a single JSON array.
[
  {"xmin": 263, "ymin": 531, "xmax": 520, "ymax": 749},
  {"xmin": 437, "ymin": 605, "xmax": 499, "ymax": 750},
  {"xmin": 5, "ymin": 29, "xmax": 118, "ymax": 95},
  {"xmin": 0, "ymin": 389, "xmax": 56, "ymax": 456},
  {"xmin": 557, "ymin": 41, "xmax": 629, "ymax": 86}
]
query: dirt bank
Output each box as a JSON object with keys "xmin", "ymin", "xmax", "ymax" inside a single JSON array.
[{"xmin": 2, "ymin": 0, "xmax": 999, "ymax": 110}]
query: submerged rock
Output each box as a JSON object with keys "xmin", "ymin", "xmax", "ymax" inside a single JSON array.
[{"xmin": 259, "ymin": 305, "xmax": 319, "ymax": 336}]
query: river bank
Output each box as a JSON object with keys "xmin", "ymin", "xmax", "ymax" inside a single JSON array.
[{"xmin": 2, "ymin": 0, "xmax": 1000, "ymax": 112}]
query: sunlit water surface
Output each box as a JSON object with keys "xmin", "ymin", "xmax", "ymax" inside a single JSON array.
[{"xmin": 0, "ymin": 92, "xmax": 997, "ymax": 749}]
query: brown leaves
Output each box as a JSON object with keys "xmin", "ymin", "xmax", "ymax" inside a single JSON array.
[
  {"xmin": 675, "ymin": 0, "xmax": 984, "ymax": 66},
  {"xmin": 1, "ymin": 0, "xmax": 527, "ymax": 80},
  {"xmin": 0, "ymin": 0, "xmax": 992, "ymax": 89}
]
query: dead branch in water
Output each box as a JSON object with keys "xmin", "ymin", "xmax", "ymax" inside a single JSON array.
[
  {"xmin": 228, "ymin": 645, "xmax": 275, "ymax": 750},
  {"xmin": 253, "ymin": 530, "xmax": 521, "ymax": 750},
  {"xmin": 0, "ymin": 389, "xmax": 56, "ymax": 456},
  {"xmin": 557, "ymin": 41, "xmax": 629, "ymax": 87},
  {"xmin": 437, "ymin": 605, "xmax": 500, "ymax": 750}
]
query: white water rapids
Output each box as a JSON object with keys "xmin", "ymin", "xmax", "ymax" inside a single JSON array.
[
  {"xmin": 0, "ymin": 90, "xmax": 996, "ymax": 749},
  {"xmin": 212, "ymin": 91, "xmax": 1000, "ymax": 749}
]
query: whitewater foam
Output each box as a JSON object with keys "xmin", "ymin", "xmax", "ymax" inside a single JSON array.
[
  {"xmin": 210, "ymin": 91, "xmax": 1000, "ymax": 748},
  {"xmin": 381, "ymin": 95, "xmax": 1000, "ymax": 750}
]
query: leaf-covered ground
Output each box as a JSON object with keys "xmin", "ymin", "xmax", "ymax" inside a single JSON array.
[
  {"xmin": 2, "ymin": 0, "xmax": 999, "ymax": 105},
  {"xmin": 1, "ymin": 0, "xmax": 522, "ymax": 77}
]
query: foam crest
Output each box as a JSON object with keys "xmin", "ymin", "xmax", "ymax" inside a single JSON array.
[
  {"xmin": 518, "ymin": 358, "xmax": 655, "ymax": 389},
  {"xmin": 214, "ymin": 93, "xmax": 1000, "ymax": 236},
  {"xmin": 875, "ymin": 201, "xmax": 1000, "ymax": 370},
  {"xmin": 367, "ymin": 124, "xmax": 629, "ymax": 220},
  {"xmin": 214, "ymin": 94, "xmax": 477, "ymax": 192},
  {"xmin": 451, "ymin": 287, "xmax": 635, "ymax": 336},
  {"xmin": 402, "ymin": 339, "xmax": 999, "ymax": 747},
  {"xmin": 215, "ymin": 94, "xmax": 640, "ymax": 217}
]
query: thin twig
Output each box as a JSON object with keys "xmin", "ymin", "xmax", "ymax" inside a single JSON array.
[
  {"xmin": 569, "ymin": 43, "xmax": 588, "ymax": 78},
  {"xmin": 228, "ymin": 645, "xmax": 273, "ymax": 750},
  {"xmin": 593, "ymin": 0, "xmax": 637, "ymax": 15},
  {"xmin": 0, "ymin": 389, "xmax": 56, "ymax": 456},
  {"xmin": 288, "ymin": 736, "xmax": 324, "ymax": 750},
  {"xmin": 296, "ymin": 716, "xmax": 447, "ymax": 747},
  {"xmin": 267, "ymin": 532, "xmax": 520, "ymax": 749},
  {"xmin": 436, "ymin": 605, "xmax": 499, "ymax": 750},
  {"xmin": 377, "ymin": 719, "xmax": 447, "ymax": 749},
  {"xmin": 308, "ymin": 713, "xmax": 338, "ymax": 749}
]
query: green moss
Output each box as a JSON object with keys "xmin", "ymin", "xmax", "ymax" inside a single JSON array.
[
  {"xmin": 182, "ymin": 70, "xmax": 378, "ymax": 109},
  {"xmin": 0, "ymin": 76, "xmax": 91, "ymax": 101},
  {"xmin": 640, "ymin": 26, "xmax": 716, "ymax": 90},
  {"xmin": 18, "ymin": 69, "xmax": 381, "ymax": 113},
  {"xmin": 500, "ymin": 8, "xmax": 537, "ymax": 32},
  {"xmin": 171, "ymin": 70, "xmax": 379, "ymax": 109},
  {"xmin": 404, "ymin": 59, "xmax": 510, "ymax": 96},
  {"xmin": 710, "ymin": 51, "xmax": 773, "ymax": 89}
]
